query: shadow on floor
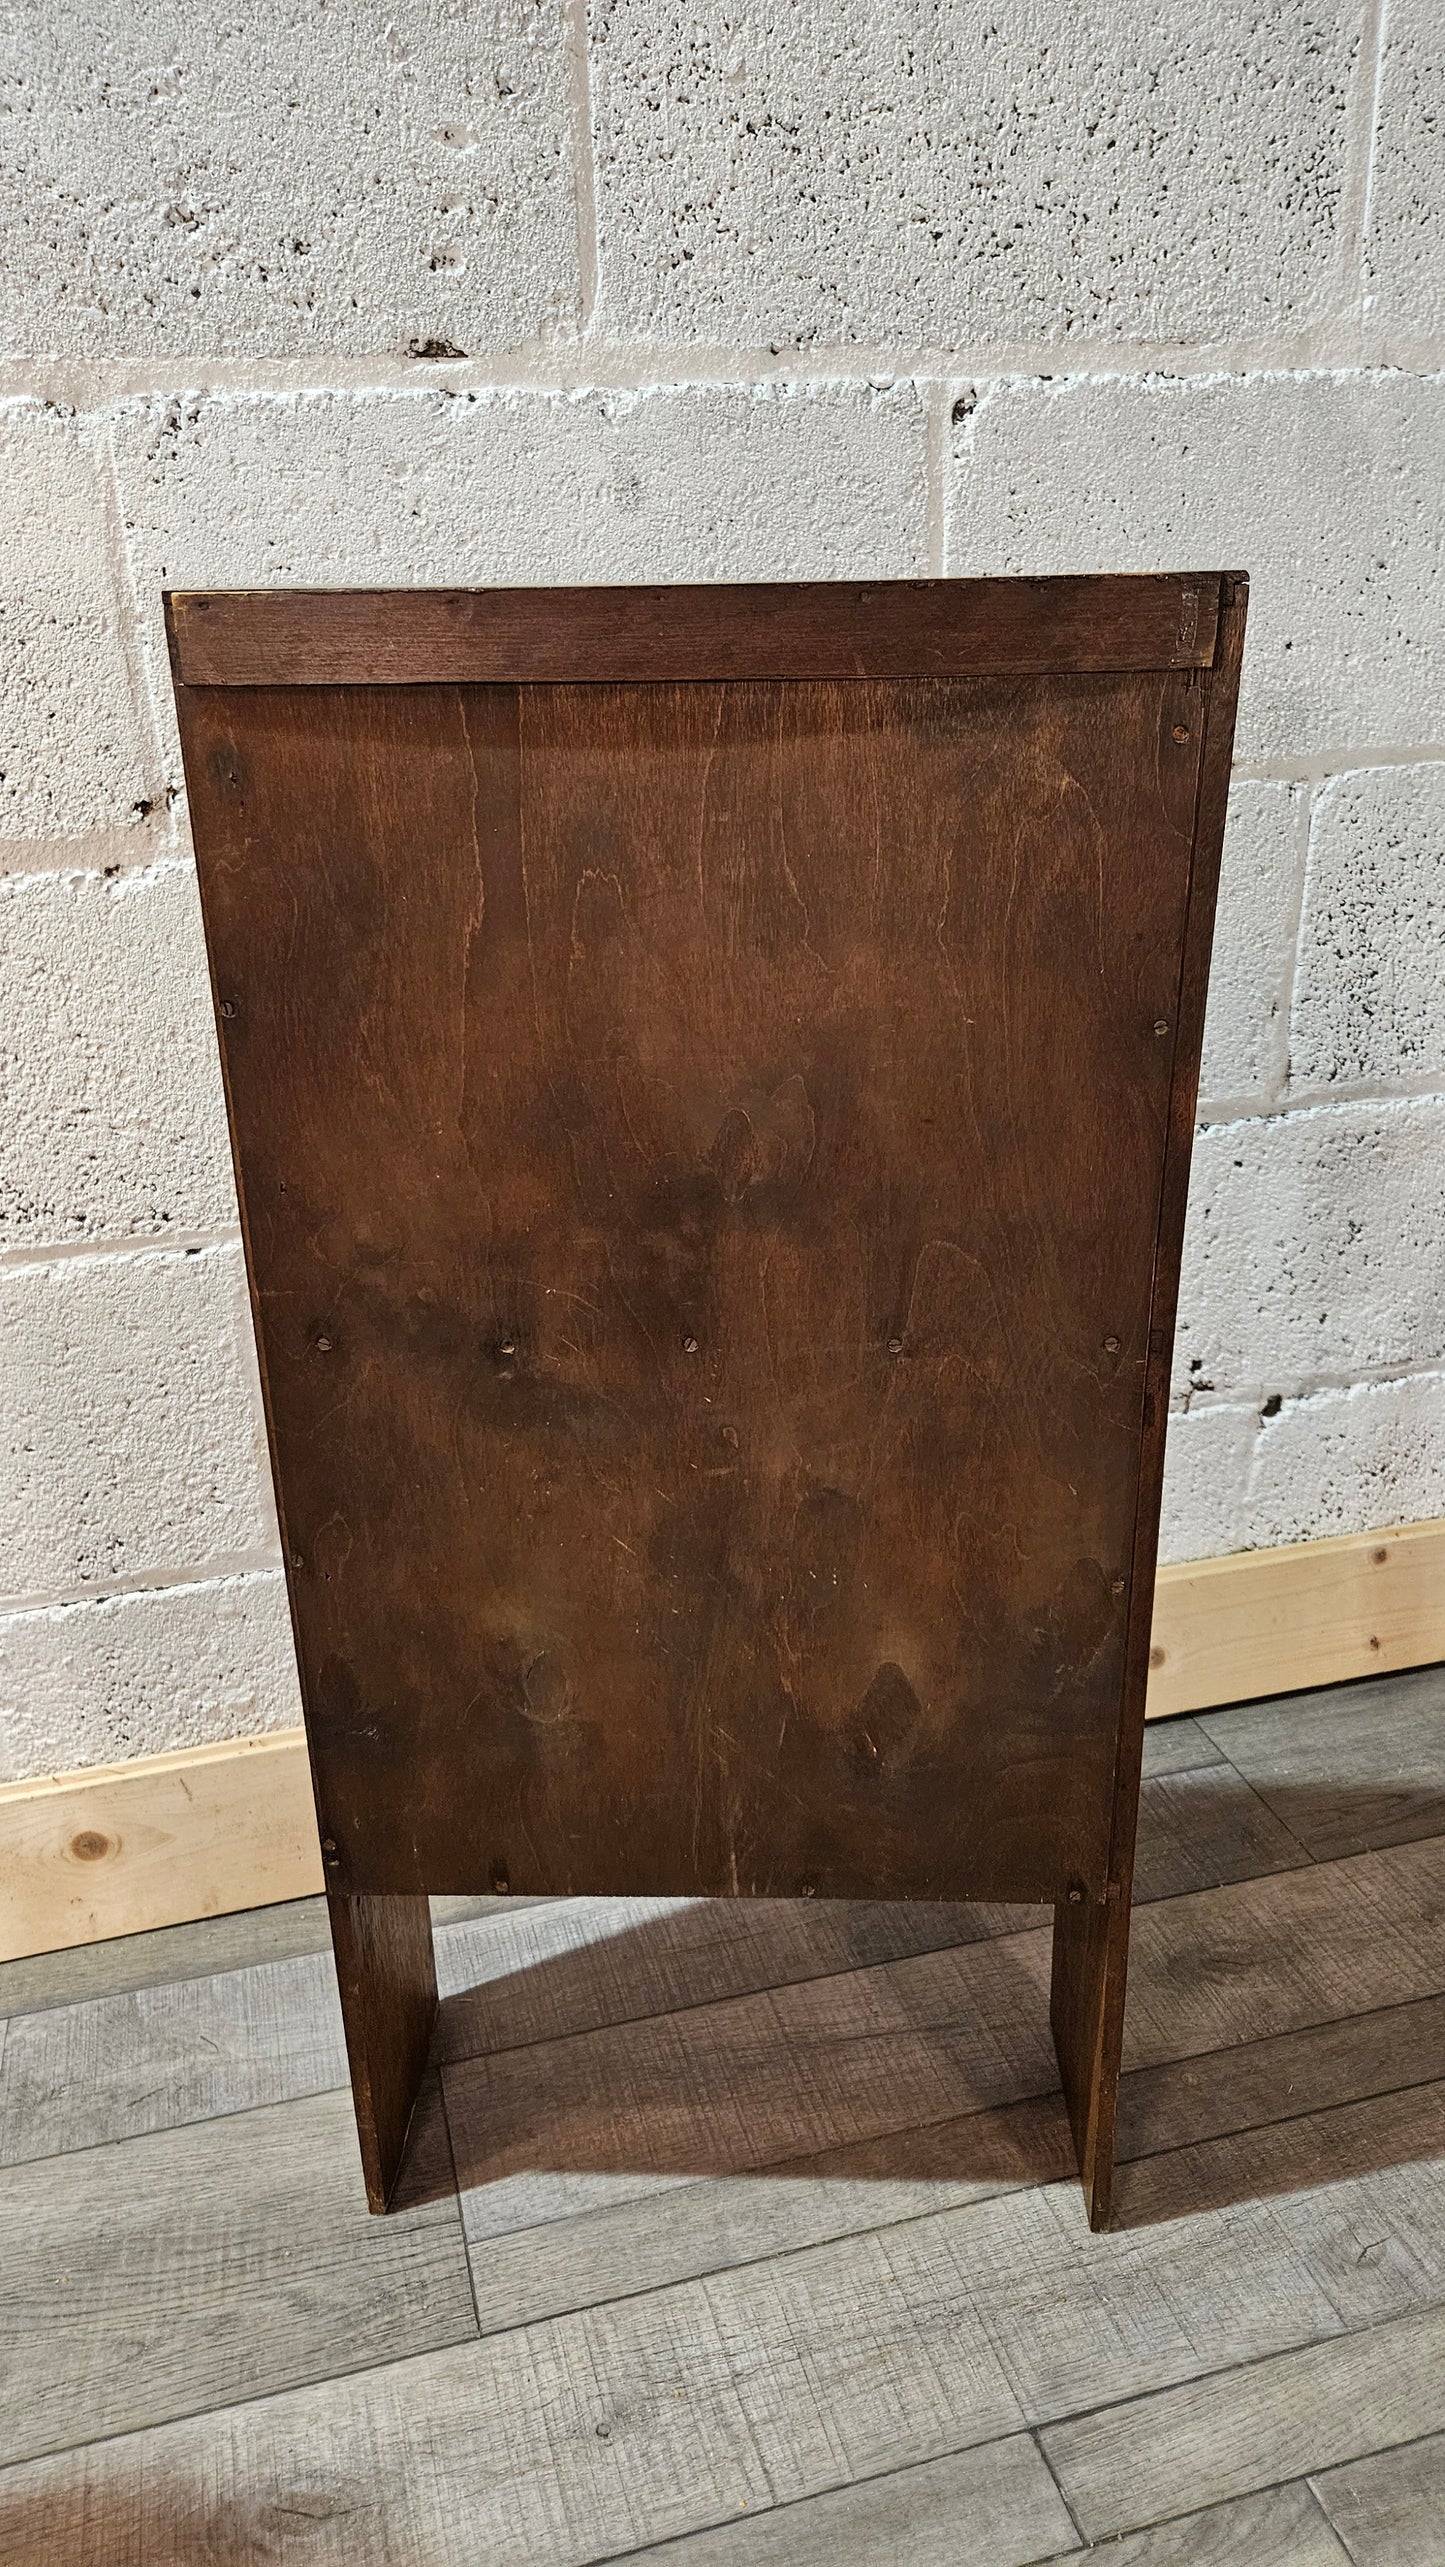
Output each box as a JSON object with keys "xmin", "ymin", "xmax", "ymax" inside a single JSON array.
[{"xmin": 386, "ymin": 1791, "xmax": 1445, "ymax": 2231}]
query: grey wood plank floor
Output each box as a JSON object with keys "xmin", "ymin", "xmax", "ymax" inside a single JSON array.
[{"xmin": 0, "ymin": 1662, "xmax": 1442, "ymax": 2563}]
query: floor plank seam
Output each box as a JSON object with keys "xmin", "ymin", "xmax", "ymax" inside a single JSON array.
[
  {"xmin": 571, "ymin": 2432, "xmax": 1068, "ymax": 2566},
  {"xmin": 1030, "ymin": 2425, "xmax": 1090, "ymax": 2552},
  {"xmin": 1036, "ymin": 2295, "xmax": 1445, "ymax": 2516},
  {"xmin": 1197, "ymin": 1736, "xmax": 1328, "ymax": 1870},
  {"xmin": 437, "ymin": 2069, "xmax": 487, "ymax": 2346}
]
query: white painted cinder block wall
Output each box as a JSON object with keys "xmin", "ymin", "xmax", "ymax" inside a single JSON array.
[{"xmin": 1, "ymin": 3, "xmax": 1443, "ymax": 1781}]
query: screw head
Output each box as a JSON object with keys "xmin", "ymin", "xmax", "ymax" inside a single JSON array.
[
  {"xmin": 1104, "ymin": 1335, "xmax": 1120, "ymax": 1354},
  {"xmin": 1172, "ymin": 724, "xmax": 1191, "ymax": 744},
  {"xmin": 886, "ymin": 1336, "xmax": 904, "ymax": 1356},
  {"xmin": 314, "ymin": 1334, "xmax": 333, "ymax": 1353},
  {"xmin": 498, "ymin": 1340, "xmax": 517, "ymax": 1359},
  {"xmin": 682, "ymin": 1335, "xmax": 700, "ymax": 1355},
  {"xmin": 219, "ymin": 1000, "xmax": 236, "ymax": 1019},
  {"xmin": 1153, "ymin": 1020, "xmax": 1170, "ymax": 1037}
]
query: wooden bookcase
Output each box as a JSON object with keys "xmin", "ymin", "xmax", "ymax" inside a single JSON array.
[{"xmin": 169, "ymin": 573, "xmax": 1246, "ymax": 2224}]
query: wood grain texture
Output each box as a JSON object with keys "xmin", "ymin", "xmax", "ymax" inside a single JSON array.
[
  {"xmin": 181, "ymin": 663, "xmax": 1209, "ymax": 1908},
  {"xmin": 615, "ymin": 2437, "xmax": 1079, "ymax": 2565},
  {"xmin": 1043, "ymin": 2482, "xmax": 1351, "ymax": 2565},
  {"xmin": 0, "ymin": 2082, "xmax": 474, "ymax": 2467},
  {"xmin": 173, "ymin": 576, "xmax": 1244, "ymax": 2229},
  {"xmin": 1042, "ymin": 2303, "xmax": 1445, "ymax": 2543},
  {"xmin": 1313, "ymin": 2426, "xmax": 1445, "ymax": 2566},
  {"xmin": 0, "ymin": 1944, "xmax": 346, "ymax": 2165},
  {"xmin": 327, "ymin": 1890, "xmax": 437, "ymax": 2210},
  {"xmin": 1053, "ymin": 573, "xmax": 1246, "ymax": 2232},
  {"xmin": 0, "ymin": 1731, "xmax": 323, "ymax": 1963},
  {"xmin": 167, "ymin": 573, "xmax": 1222, "ymax": 686},
  {"xmin": 1149, "ymin": 1516, "xmax": 1445, "ymax": 1718}
]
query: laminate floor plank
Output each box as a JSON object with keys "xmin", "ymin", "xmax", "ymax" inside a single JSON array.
[
  {"xmin": 1201, "ymin": 1664, "xmax": 1445, "ymax": 1860},
  {"xmin": 1040, "ymin": 2301, "xmax": 1445, "ymax": 2542},
  {"xmin": 432, "ymin": 1893, "xmax": 1035, "ymax": 2068},
  {"xmin": 1130, "ymin": 1764, "xmax": 1312, "ymax": 1903},
  {"xmin": 1312, "ymin": 2426, "xmax": 1445, "ymax": 2565},
  {"xmin": 445, "ymin": 1926, "xmax": 1058, "ymax": 2243},
  {"xmin": 1139, "ymin": 1716, "xmax": 1229, "ymax": 1779},
  {"xmin": 0, "ymin": 1945, "xmax": 348, "ymax": 2164},
  {"xmin": 609, "ymin": 2435, "xmax": 1078, "ymax": 2564},
  {"xmin": 1121, "ymin": 1834, "xmax": 1445, "ymax": 2069},
  {"xmin": 0, "ymin": 2256, "xmax": 1020, "ymax": 2567},
  {"xmin": 439, "ymin": 1842, "xmax": 1445, "ymax": 2331},
  {"xmin": 1116, "ymin": 1990, "xmax": 1445, "ymax": 2160},
  {"xmin": 0, "ymin": 1891, "xmax": 520, "ymax": 2020},
  {"xmin": 1040, "ymin": 2479, "xmax": 1350, "ymax": 2564},
  {"xmin": 0, "ymin": 2079, "xmax": 475, "ymax": 2467}
]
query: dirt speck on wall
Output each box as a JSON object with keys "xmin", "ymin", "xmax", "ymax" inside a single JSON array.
[{"xmin": 0, "ymin": 0, "xmax": 1442, "ymax": 1778}]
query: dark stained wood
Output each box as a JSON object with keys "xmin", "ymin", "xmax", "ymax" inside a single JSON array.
[
  {"xmin": 167, "ymin": 572, "xmax": 1221, "ymax": 687},
  {"xmin": 170, "ymin": 576, "xmax": 1246, "ymax": 2219},
  {"xmin": 1050, "ymin": 573, "xmax": 1249, "ymax": 2225},
  {"xmin": 326, "ymin": 1893, "xmax": 437, "ymax": 2211}
]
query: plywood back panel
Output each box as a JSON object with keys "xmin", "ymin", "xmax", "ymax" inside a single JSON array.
[{"xmin": 173, "ymin": 580, "xmax": 1244, "ymax": 1906}]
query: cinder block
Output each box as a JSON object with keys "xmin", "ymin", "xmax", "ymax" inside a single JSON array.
[
  {"xmin": 1159, "ymin": 1403, "xmax": 1257, "ymax": 1565},
  {"xmin": 951, "ymin": 371, "xmax": 1445, "ymax": 761},
  {"xmin": 1247, "ymin": 1370, "xmax": 1445, "ymax": 1546},
  {"xmin": 0, "ymin": 1571, "xmax": 299, "ymax": 1782},
  {"xmin": 0, "ymin": 1245, "xmax": 276, "ymax": 1602},
  {"xmin": 0, "ymin": 1, "xmax": 578, "ymax": 356},
  {"xmin": 113, "ymin": 379, "xmax": 928, "ymax": 777},
  {"xmin": 1198, "ymin": 779, "xmax": 1302, "ymax": 1115},
  {"xmin": 1290, "ymin": 762, "xmax": 1445, "ymax": 1095},
  {"xmin": 0, "ymin": 401, "xmax": 158, "ymax": 840},
  {"xmin": 1365, "ymin": 0, "xmax": 1445, "ymax": 347},
  {"xmin": 590, "ymin": 4, "xmax": 1360, "ymax": 351},
  {"xmin": 0, "ymin": 859, "xmax": 234, "ymax": 1252},
  {"xmin": 1174, "ymin": 1097, "xmax": 1445, "ymax": 1399}
]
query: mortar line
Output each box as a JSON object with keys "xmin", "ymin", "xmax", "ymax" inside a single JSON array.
[
  {"xmin": 0, "ymin": 1225, "xmax": 240, "ymax": 1275},
  {"xmin": 4, "ymin": 340, "xmax": 1443, "ymax": 410},
  {"xmin": 0, "ymin": 1554, "xmax": 286, "ymax": 1623},
  {"xmin": 921, "ymin": 377, "xmax": 950, "ymax": 575},
  {"xmin": 1180, "ymin": 1355, "xmax": 1445, "ymax": 1414},
  {"xmin": 1231, "ymin": 748, "xmax": 1445, "ymax": 783},
  {"xmin": 1264, "ymin": 777, "xmax": 1315, "ymax": 1112}
]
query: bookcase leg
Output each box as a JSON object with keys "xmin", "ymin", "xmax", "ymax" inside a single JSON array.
[
  {"xmin": 327, "ymin": 1890, "xmax": 438, "ymax": 2213},
  {"xmin": 1050, "ymin": 1885, "xmax": 1131, "ymax": 2231}
]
